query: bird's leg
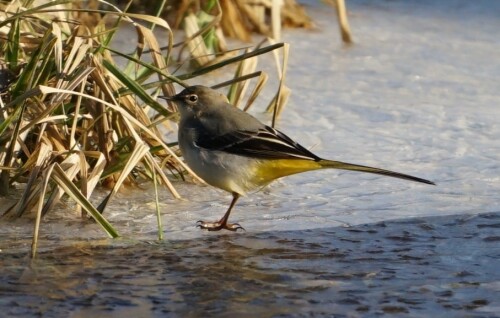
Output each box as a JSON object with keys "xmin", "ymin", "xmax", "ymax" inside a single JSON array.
[{"xmin": 196, "ymin": 193, "xmax": 244, "ymax": 231}]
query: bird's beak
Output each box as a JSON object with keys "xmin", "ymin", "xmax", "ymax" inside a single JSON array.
[
  {"xmin": 158, "ymin": 95, "xmax": 179, "ymax": 113},
  {"xmin": 158, "ymin": 95, "xmax": 175, "ymax": 101}
]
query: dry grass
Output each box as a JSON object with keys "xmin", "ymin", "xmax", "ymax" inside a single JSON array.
[
  {"xmin": 172, "ymin": 0, "xmax": 351, "ymax": 43},
  {"xmin": 0, "ymin": 0, "xmax": 289, "ymax": 257}
]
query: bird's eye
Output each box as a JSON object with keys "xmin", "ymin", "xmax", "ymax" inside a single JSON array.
[{"xmin": 186, "ymin": 94, "xmax": 198, "ymax": 104}]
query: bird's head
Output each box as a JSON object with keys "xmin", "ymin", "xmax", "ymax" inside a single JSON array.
[{"xmin": 159, "ymin": 85, "xmax": 229, "ymax": 118}]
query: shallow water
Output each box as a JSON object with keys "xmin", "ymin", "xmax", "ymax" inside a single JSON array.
[
  {"xmin": 2, "ymin": 213, "xmax": 499, "ymax": 317},
  {"xmin": 1, "ymin": 0, "xmax": 500, "ymax": 316}
]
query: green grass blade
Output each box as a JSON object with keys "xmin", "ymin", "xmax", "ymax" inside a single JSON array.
[
  {"xmin": 180, "ymin": 42, "xmax": 284, "ymax": 79},
  {"xmin": 5, "ymin": 16, "xmax": 20, "ymax": 69}
]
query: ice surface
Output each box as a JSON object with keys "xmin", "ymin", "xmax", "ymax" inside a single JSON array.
[{"xmin": 148, "ymin": 0, "xmax": 500, "ymax": 236}]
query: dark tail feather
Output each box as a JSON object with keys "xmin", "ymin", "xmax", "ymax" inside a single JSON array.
[{"xmin": 319, "ymin": 159, "xmax": 435, "ymax": 185}]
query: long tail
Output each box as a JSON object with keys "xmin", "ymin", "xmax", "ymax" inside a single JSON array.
[{"xmin": 318, "ymin": 159, "xmax": 435, "ymax": 185}]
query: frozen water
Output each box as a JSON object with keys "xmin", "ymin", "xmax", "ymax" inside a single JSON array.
[
  {"xmin": 133, "ymin": 0, "xmax": 500, "ymax": 235},
  {"xmin": 1, "ymin": 0, "xmax": 500, "ymax": 316}
]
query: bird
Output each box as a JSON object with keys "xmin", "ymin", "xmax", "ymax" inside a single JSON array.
[{"xmin": 159, "ymin": 85, "xmax": 434, "ymax": 231}]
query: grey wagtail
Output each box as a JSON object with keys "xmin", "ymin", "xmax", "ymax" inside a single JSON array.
[{"xmin": 160, "ymin": 85, "xmax": 434, "ymax": 231}]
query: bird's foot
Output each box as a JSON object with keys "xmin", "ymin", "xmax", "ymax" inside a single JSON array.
[{"xmin": 196, "ymin": 220, "xmax": 245, "ymax": 232}]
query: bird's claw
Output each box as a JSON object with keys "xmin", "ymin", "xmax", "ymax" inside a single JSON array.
[{"xmin": 196, "ymin": 220, "xmax": 245, "ymax": 232}]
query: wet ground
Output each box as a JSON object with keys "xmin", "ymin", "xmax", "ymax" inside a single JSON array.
[
  {"xmin": 2, "ymin": 0, "xmax": 500, "ymax": 316},
  {"xmin": 2, "ymin": 212, "xmax": 500, "ymax": 317}
]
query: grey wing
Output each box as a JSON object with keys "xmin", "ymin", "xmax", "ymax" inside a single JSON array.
[{"xmin": 195, "ymin": 125, "xmax": 321, "ymax": 161}]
